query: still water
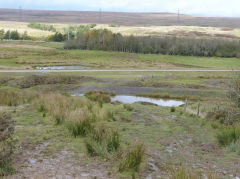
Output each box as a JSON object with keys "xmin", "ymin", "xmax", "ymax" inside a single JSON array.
[
  {"xmin": 72, "ymin": 94, "xmax": 184, "ymax": 107},
  {"xmin": 36, "ymin": 66, "xmax": 86, "ymax": 70},
  {"xmin": 111, "ymin": 95, "xmax": 184, "ymax": 107}
]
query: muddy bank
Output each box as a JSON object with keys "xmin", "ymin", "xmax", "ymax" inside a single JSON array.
[{"xmin": 75, "ymin": 85, "xmax": 224, "ymax": 99}]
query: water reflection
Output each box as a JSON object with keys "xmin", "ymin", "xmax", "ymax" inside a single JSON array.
[
  {"xmin": 111, "ymin": 95, "xmax": 184, "ymax": 107},
  {"xmin": 36, "ymin": 66, "xmax": 86, "ymax": 70}
]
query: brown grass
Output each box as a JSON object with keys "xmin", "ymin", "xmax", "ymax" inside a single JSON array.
[{"xmin": 1, "ymin": 9, "xmax": 240, "ymax": 28}]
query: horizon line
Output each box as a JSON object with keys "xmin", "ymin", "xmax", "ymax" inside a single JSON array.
[{"xmin": 1, "ymin": 8, "xmax": 240, "ymax": 18}]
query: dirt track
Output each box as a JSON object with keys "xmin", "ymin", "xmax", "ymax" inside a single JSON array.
[{"xmin": 0, "ymin": 69, "xmax": 240, "ymax": 73}]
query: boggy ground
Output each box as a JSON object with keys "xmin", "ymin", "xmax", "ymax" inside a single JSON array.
[
  {"xmin": 0, "ymin": 70, "xmax": 238, "ymax": 179},
  {"xmin": 7, "ymin": 105, "xmax": 115, "ymax": 179},
  {"xmin": 1, "ymin": 41, "xmax": 240, "ymax": 178},
  {"xmin": 6, "ymin": 92, "xmax": 240, "ymax": 179}
]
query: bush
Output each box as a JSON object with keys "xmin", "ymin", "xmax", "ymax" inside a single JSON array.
[
  {"xmin": 66, "ymin": 108, "xmax": 93, "ymax": 137},
  {"xmin": 118, "ymin": 144, "xmax": 145, "ymax": 173},
  {"xmin": 28, "ymin": 22, "xmax": 56, "ymax": 32},
  {"xmin": 206, "ymin": 110, "xmax": 228, "ymax": 124},
  {"xmin": 85, "ymin": 91, "xmax": 115, "ymax": 106},
  {"xmin": 48, "ymin": 32, "xmax": 65, "ymax": 42},
  {"xmin": 89, "ymin": 24, "xmax": 97, "ymax": 28},
  {"xmin": 0, "ymin": 112, "xmax": 15, "ymax": 176},
  {"xmin": 170, "ymin": 107, "xmax": 176, "ymax": 112},
  {"xmin": 123, "ymin": 104, "xmax": 134, "ymax": 111},
  {"xmin": 109, "ymin": 24, "xmax": 117, "ymax": 27},
  {"xmin": 216, "ymin": 126, "xmax": 240, "ymax": 146},
  {"xmin": 85, "ymin": 125, "xmax": 120, "ymax": 158}
]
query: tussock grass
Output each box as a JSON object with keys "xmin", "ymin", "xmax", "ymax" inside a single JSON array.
[
  {"xmin": 36, "ymin": 92, "xmax": 72, "ymax": 124},
  {"xmin": 118, "ymin": 143, "xmax": 145, "ymax": 173},
  {"xmin": 36, "ymin": 91, "xmax": 114, "ymax": 126},
  {"xmin": 170, "ymin": 167, "xmax": 217, "ymax": 179},
  {"xmin": 216, "ymin": 126, "xmax": 240, "ymax": 146},
  {"xmin": 66, "ymin": 108, "xmax": 93, "ymax": 137},
  {"xmin": 33, "ymin": 91, "xmax": 145, "ymax": 175},
  {"xmin": 123, "ymin": 104, "xmax": 134, "ymax": 111},
  {"xmin": 85, "ymin": 125, "xmax": 120, "ymax": 158},
  {"xmin": 85, "ymin": 90, "xmax": 115, "ymax": 106},
  {"xmin": 98, "ymin": 107, "xmax": 115, "ymax": 121},
  {"xmin": 0, "ymin": 88, "xmax": 37, "ymax": 106},
  {"xmin": 171, "ymin": 168, "xmax": 199, "ymax": 179}
]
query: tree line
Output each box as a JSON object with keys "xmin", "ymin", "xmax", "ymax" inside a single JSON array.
[
  {"xmin": 46, "ymin": 24, "xmax": 96, "ymax": 42},
  {"xmin": 64, "ymin": 29, "xmax": 240, "ymax": 58},
  {"xmin": 0, "ymin": 30, "xmax": 31, "ymax": 40}
]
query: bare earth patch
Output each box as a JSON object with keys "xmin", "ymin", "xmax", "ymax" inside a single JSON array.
[
  {"xmin": 9, "ymin": 142, "xmax": 115, "ymax": 179},
  {"xmin": 0, "ymin": 44, "xmax": 52, "ymax": 50}
]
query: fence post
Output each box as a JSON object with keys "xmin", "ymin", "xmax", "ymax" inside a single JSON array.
[
  {"xmin": 184, "ymin": 99, "xmax": 188, "ymax": 112},
  {"xmin": 197, "ymin": 101, "xmax": 200, "ymax": 117}
]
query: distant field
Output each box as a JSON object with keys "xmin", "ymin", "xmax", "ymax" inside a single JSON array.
[
  {"xmin": 1, "ymin": 8, "xmax": 240, "ymax": 28},
  {"xmin": 1, "ymin": 21, "xmax": 240, "ymax": 39},
  {"xmin": 0, "ymin": 21, "xmax": 54, "ymax": 38},
  {"xmin": 0, "ymin": 41, "xmax": 240, "ymax": 70}
]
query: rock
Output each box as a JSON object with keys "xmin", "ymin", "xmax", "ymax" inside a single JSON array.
[
  {"xmin": 80, "ymin": 173, "xmax": 90, "ymax": 177},
  {"xmin": 29, "ymin": 159, "xmax": 36, "ymax": 164}
]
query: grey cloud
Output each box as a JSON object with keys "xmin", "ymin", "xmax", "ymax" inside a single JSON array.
[{"xmin": 0, "ymin": 0, "xmax": 239, "ymax": 17}]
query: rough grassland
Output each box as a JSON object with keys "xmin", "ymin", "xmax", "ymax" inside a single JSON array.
[
  {"xmin": 0, "ymin": 71, "xmax": 240, "ymax": 178},
  {"xmin": 1, "ymin": 40, "xmax": 240, "ymax": 178},
  {"xmin": 1, "ymin": 21, "xmax": 240, "ymax": 39},
  {"xmin": 0, "ymin": 41, "xmax": 240, "ymax": 70}
]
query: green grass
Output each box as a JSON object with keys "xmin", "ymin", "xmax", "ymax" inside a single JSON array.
[
  {"xmin": 118, "ymin": 143, "xmax": 145, "ymax": 173},
  {"xmin": 216, "ymin": 126, "xmax": 240, "ymax": 146},
  {"xmin": 0, "ymin": 85, "xmax": 238, "ymax": 178},
  {"xmin": 0, "ymin": 48, "xmax": 239, "ymax": 178},
  {"xmin": 66, "ymin": 108, "xmax": 94, "ymax": 137},
  {"xmin": 1, "ymin": 41, "xmax": 240, "ymax": 70},
  {"xmin": 85, "ymin": 125, "xmax": 120, "ymax": 158}
]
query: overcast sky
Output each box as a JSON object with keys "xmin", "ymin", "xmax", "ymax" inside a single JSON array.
[{"xmin": 1, "ymin": 0, "xmax": 239, "ymax": 17}]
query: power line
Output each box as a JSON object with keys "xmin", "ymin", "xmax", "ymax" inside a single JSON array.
[
  {"xmin": 99, "ymin": 8, "xmax": 102, "ymax": 24},
  {"xmin": 177, "ymin": 9, "xmax": 180, "ymax": 23},
  {"xmin": 18, "ymin": 6, "xmax": 22, "ymax": 22}
]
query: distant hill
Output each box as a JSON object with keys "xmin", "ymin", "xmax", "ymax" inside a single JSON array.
[{"xmin": 1, "ymin": 8, "xmax": 240, "ymax": 28}]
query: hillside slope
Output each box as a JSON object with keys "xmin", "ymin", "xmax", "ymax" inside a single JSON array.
[{"xmin": 1, "ymin": 8, "xmax": 240, "ymax": 27}]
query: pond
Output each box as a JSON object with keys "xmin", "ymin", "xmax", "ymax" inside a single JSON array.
[
  {"xmin": 111, "ymin": 95, "xmax": 184, "ymax": 107},
  {"xmin": 36, "ymin": 66, "xmax": 86, "ymax": 70},
  {"xmin": 72, "ymin": 94, "xmax": 184, "ymax": 107}
]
